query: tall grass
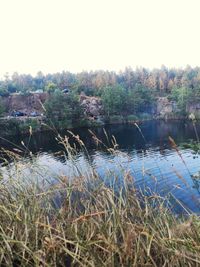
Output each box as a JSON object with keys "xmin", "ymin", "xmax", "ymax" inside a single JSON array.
[{"xmin": 0, "ymin": 132, "xmax": 200, "ymax": 266}]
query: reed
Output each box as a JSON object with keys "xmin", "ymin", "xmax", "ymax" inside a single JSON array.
[{"xmin": 0, "ymin": 132, "xmax": 200, "ymax": 267}]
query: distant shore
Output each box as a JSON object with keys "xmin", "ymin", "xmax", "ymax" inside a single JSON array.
[{"xmin": 0, "ymin": 114, "xmax": 191, "ymax": 137}]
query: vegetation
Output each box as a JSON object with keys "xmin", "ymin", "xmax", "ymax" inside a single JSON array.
[
  {"xmin": 1, "ymin": 66, "xmax": 200, "ymax": 129},
  {"xmin": 0, "ymin": 118, "xmax": 43, "ymax": 136},
  {"xmin": 0, "ymin": 133, "xmax": 200, "ymax": 266},
  {"xmin": 101, "ymin": 84, "xmax": 154, "ymax": 117},
  {"xmin": 1, "ymin": 66, "xmax": 200, "ymax": 96},
  {"xmin": 44, "ymin": 90, "xmax": 85, "ymax": 129},
  {"xmin": 0, "ymin": 99, "xmax": 5, "ymax": 117},
  {"xmin": 0, "ymin": 66, "xmax": 200, "ymax": 114}
]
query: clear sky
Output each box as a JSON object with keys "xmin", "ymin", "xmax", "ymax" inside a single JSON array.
[{"xmin": 0, "ymin": 0, "xmax": 200, "ymax": 76}]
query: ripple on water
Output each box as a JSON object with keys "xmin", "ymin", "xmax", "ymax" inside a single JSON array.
[{"xmin": 1, "ymin": 121, "xmax": 200, "ymax": 213}]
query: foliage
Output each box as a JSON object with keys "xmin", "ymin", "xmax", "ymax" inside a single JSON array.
[
  {"xmin": 102, "ymin": 84, "xmax": 155, "ymax": 117},
  {"xmin": 0, "ymin": 87, "xmax": 9, "ymax": 97},
  {"xmin": 19, "ymin": 119, "xmax": 40, "ymax": 132},
  {"xmin": 1, "ymin": 66, "xmax": 200, "ymax": 97},
  {"xmin": 109, "ymin": 115, "xmax": 125, "ymax": 123},
  {"xmin": 1, "ymin": 66, "xmax": 200, "ymax": 119},
  {"xmin": 44, "ymin": 90, "xmax": 84, "ymax": 128},
  {"xmin": 44, "ymin": 90, "xmax": 71, "ymax": 124},
  {"xmin": 170, "ymin": 87, "xmax": 192, "ymax": 114},
  {"xmin": 137, "ymin": 113, "xmax": 153, "ymax": 120},
  {"xmin": 127, "ymin": 114, "xmax": 138, "ymax": 122},
  {"xmin": 102, "ymin": 85, "xmax": 126, "ymax": 116},
  {"xmin": 127, "ymin": 85, "xmax": 156, "ymax": 113},
  {"xmin": 44, "ymin": 82, "xmax": 58, "ymax": 93},
  {"xmin": 0, "ymin": 99, "xmax": 5, "ymax": 116}
]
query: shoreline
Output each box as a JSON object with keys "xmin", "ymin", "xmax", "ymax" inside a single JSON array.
[{"xmin": 0, "ymin": 115, "xmax": 191, "ymax": 138}]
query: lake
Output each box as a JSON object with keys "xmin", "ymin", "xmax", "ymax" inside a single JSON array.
[{"xmin": 1, "ymin": 120, "xmax": 200, "ymax": 214}]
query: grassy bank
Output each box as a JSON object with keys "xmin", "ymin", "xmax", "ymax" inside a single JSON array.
[
  {"xmin": 0, "ymin": 134, "xmax": 200, "ymax": 266},
  {"xmin": 0, "ymin": 117, "xmax": 105, "ymax": 137},
  {"xmin": 0, "ymin": 106, "xmax": 197, "ymax": 137},
  {"xmin": 0, "ymin": 113, "xmax": 181, "ymax": 137}
]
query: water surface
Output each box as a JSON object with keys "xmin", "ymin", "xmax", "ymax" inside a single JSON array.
[{"xmin": 1, "ymin": 120, "xmax": 200, "ymax": 213}]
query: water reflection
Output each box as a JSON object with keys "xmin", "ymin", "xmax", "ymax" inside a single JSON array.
[{"xmin": 1, "ymin": 120, "xmax": 200, "ymax": 213}]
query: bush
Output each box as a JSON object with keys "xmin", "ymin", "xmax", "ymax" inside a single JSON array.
[
  {"xmin": 18, "ymin": 119, "xmax": 40, "ymax": 132},
  {"xmin": 44, "ymin": 90, "xmax": 84, "ymax": 129},
  {"xmin": 137, "ymin": 112, "xmax": 153, "ymax": 120},
  {"xmin": 127, "ymin": 114, "xmax": 138, "ymax": 122},
  {"xmin": 109, "ymin": 115, "xmax": 125, "ymax": 123},
  {"xmin": 0, "ymin": 87, "xmax": 9, "ymax": 97}
]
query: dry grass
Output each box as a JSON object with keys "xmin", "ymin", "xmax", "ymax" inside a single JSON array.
[{"xmin": 0, "ymin": 133, "xmax": 200, "ymax": 266}]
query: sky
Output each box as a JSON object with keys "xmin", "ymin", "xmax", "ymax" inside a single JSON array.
[{"xmin": 0, "ymin": 0, "xmax": 200, "ymax": 76}]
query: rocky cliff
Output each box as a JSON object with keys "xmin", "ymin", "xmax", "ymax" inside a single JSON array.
[
  {"xmin": 0, "ymin": 93, "xmax": 104, "ymax": 118},
  {"xmin": 0, "ymin": 93, "xmax": 48, "ymax": 114},
  {"xmin": 0, "ymin": 94, "xmax": 199, "ymax": 121},
  {"xmin": 80, "ymin": 94, "xmax": 103, "ymax": 118},
  {"xmin": 156, "ymin": 97, "xmax": 179, "ymax": 118}
]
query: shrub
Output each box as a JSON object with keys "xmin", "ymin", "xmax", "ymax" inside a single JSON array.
[
  {"xmin": 127, "ymin": 114, "xmax": 138, "ymax": 122},
  {"xmin": 109, "ymin": 115, "xmax": 124, "ymax": 123},
  {"xmin": 137, "ymin": 112, "xmax": 152, "ymax": 120}
]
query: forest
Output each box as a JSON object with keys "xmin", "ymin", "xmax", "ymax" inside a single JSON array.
[
  {"xmin": 1, "ymin": 65, "xmax": 200, "ymax": 124},
  {"xmin": 1, "ymin": 65, "xmax": 200, "ymax": 96}
]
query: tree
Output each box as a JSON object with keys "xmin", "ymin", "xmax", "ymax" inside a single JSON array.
[
  {"xmin": 170, "ymin": 87, "xmax": 192, "ymax": 114},
  {"xmin": 45, "ymin": 90, "xmax": 70, "ymax": 121},
  {"xmin": 102, "ymin": 85, "xmax": 126, "ymax": 116},
  {"xmin": 127, "ymin": 85, "xmax": 155, "ymax": 113},
  {"xmin": 0, "ymin": 87, "xmax": 9, "ymax": 97},
  {"xmin": 44, "ymin": 90, "xmax": 83, "ymax": 128},
  {"xmin": 45, "ymin": 82, "xmax": 58, "ymax": 93}
]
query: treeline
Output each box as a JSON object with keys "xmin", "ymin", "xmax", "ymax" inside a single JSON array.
[
  {"xmin": 1, "ymin": 65, "xmax": 200, "ymax": 96},
  {"xmin": 1, "ymin": 66, "xmax": 200, "ymax": 123}
]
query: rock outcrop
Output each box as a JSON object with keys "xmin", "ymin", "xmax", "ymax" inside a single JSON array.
[
  {"xmin": 2, "ymin": 93, "xmax": 200, "ymax": 122},
  {"xmin": 187, "ymin": 103, "xmax": 200, "ymax": 114},
  {"xmin": 80, "ymin": 93, "xmax": 103, "ymax": 119},
  {"xmin": 0, "ymin": 92, "xmax": 104, "ymax": 119},
  {"xmin": 0, "ymin": 93, "xmax": 48, "ymax": 114},
  {"xmin": 156, "ymin": 97, "xmax": 178, "ymax": 118}
]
